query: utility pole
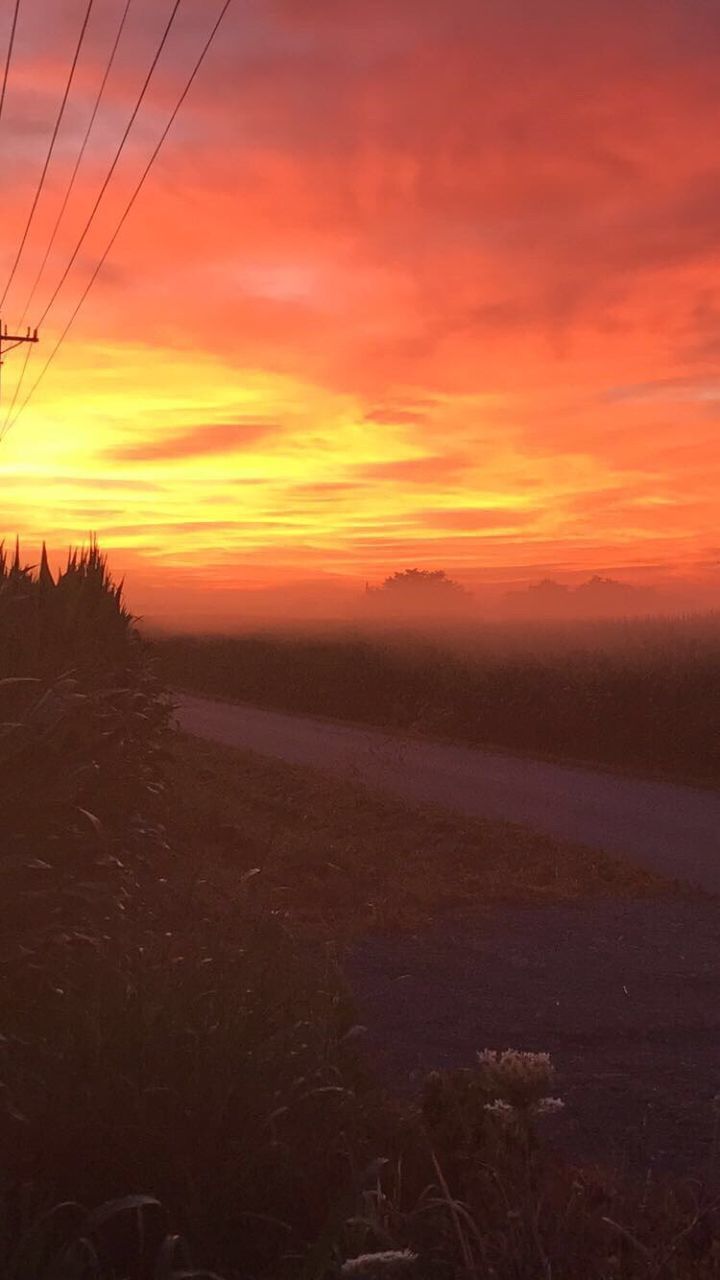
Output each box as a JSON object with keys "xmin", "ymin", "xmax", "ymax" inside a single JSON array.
[{"xmin": 0, "ymin": 320, "xmax": 39, "ymax": 415}]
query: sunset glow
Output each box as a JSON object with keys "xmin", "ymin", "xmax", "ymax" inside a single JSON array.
[{"xmin": 1, "ymin": 0, "xmax": 719, "ymax": 619}]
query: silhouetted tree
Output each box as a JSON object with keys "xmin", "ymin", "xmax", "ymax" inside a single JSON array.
[
  {"xmin": 367, "ymin": 568, "xmax": 470, "ymax": 613},
  {"xmin": 383, "ymin": 568, "xmax": 466, "ymax": 593},
  {"xmin": 504, "ymin": 573, "xmax": 655, "ymax": 617},
  {"xmin": 527, "ymin": 578, "xmax": 571, "ymax": 599}
]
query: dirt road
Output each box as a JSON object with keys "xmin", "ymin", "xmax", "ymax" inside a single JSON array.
[{"xmin": 175, "ymin": 693, "xmax": 720, "ymax": 890}]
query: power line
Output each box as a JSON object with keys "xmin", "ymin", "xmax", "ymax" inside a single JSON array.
[
  {"xmin": 0, "ymin": 314, "xmax": 32, "ymax": 433},
  {"xmin": 5, "ymin": 0, "xmax": 135, "ymax": 428},
  {"xmin": 0, "ymin": 0, "xmax": 96, "ymax": 312},
  {"xmin": 0, "ymin": 0, "xmax": 21, "ymax": 130},
  {"xmin": 36, "ymin": 0, "xmax": 184, "ymax": 331},
  {"xmin": 5, "ymin": 0, "xmax": 234, "ymax": 437},
  {"xmin": 17, "ymin": 0, "xmax": 135, "ymax": 330},
  {"xmin": 0, "ymin": 322, "xmax": 36, "ymax": 426},
  {"xmin": 3, "ymin": 0, "xmax": 178, "ymax": 430}
]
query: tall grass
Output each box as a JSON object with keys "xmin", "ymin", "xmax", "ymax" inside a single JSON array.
[{"xmin": 1, "ymin": 858, "xmax": 377, "ymax": 1276}]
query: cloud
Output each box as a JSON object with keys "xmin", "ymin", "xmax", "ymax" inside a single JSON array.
[
  {"xmin": 364, "ymin": 407, "xmax": 429, "ymax": 425},
  {"xmin": 359, "ymin": 454, "xmax": 472, "ymax": 485},
  {"xmin": 602, "ymin": 378, "xmax": 720, "ymax": 405},
  {"xmin": 101, "ymin": 519, "xmax": 302, "ymax": 538},
  {"xmin": 414, "ymin": 507, "xmax": 537, "ymax": 531},
  {"xmin": 108, "ymin": 421, "xmax": 278, "ymax": 463},
  {"xmin": 289, "ymin": 481, "xmax": 369, "ymax": 494}
]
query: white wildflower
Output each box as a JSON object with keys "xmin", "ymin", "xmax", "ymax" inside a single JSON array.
[
  {"xmin": 476, "ymin": 1049, "xmax": 555, "ymax": 1106},
  {"xmin": 340, "ymin": 1250, "xmax": 418, "ymax": 1278},
  {"xmin": 484, "ymin": 1099, "xmax": 517, "ymax": 1121},
  {"xmin": 534, "ymin": 1096, "xmax": 565, "ymax": 1116}
]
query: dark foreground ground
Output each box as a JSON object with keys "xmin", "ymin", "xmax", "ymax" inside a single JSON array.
[
  {"xmin": 349, "ymin": 897, "xmax": 720, "ymax": 1178},
  {"xmin": 172, "ymin": 734, "xmax": 720, "ymax": 1180}
]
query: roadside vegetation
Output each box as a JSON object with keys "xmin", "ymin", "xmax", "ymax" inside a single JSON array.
[
  {"xmin": 167, "ymin": 732, "xmax": 668, "ymax": 940},
  {"xmin": 3, "ymin": 542, "xmax": 720, "ymax": 1278},
  {"xmin": 154, "ymin": 611, "xmax": 720, "ymax": 785}
]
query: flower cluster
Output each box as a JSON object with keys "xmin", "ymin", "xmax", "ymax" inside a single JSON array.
[
  {"xmin": 476, "ymin": 1049, "xmax": 564, "ymax": 1118},
  {"xmin": 341, "ymin": 1249, "xmax": 418, "ymax": 1278}
]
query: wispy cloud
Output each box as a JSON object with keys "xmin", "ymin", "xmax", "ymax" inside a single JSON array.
[
  {"xmin": 359, "ymin": 454, "xmax": 472, "ymax": 485},
  {"xmin": 414, "ymin": 507, "xmax": 537, "ymax": 531},
  {"xmin": 108, "ymin": 422, "xmax": 278, "ymax": 463}
]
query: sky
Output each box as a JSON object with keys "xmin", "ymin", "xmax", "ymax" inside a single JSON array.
[{"xmin": 1, "ymin": 0, "xmax": 719, "ymax": 621}]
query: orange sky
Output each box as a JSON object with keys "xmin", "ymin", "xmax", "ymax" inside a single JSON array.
[{"xmin": 1, "ymin": 0, "xmax": 719, "ymax": 620}]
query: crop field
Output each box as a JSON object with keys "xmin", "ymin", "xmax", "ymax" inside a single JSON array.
[{"xmin": 154, "ymin": 611, "xmax": 720, "ymax": 786}]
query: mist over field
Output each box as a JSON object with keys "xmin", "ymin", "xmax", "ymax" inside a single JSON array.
[
  {"xmin": 137, "ymin": 571, "xmax": 720, "ymax": 634},
  {"xmin": 152, "ymin": 602, "xmax": 720, "ymax": 788}
]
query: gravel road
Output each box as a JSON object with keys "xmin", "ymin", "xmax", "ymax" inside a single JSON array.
[
  {"xmin": 175, "ymin": 692, "xmax": 720, "ymax": 890},
  {"xmin": 176, "ymin": 693, "xmax": 720, "ymax": 1172},
  {"xmin": 348, "ymin": 898, "xmax": 720, "ymax": 1175}
]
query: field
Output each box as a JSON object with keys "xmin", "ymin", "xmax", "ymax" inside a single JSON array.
[
  {"xmin": 152, "ymin": 611, "xmax": 720, "ymax": 786},
  {"xmin": 5, "ymin": 547, "xmax": 720, "ymax": 1279}
]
